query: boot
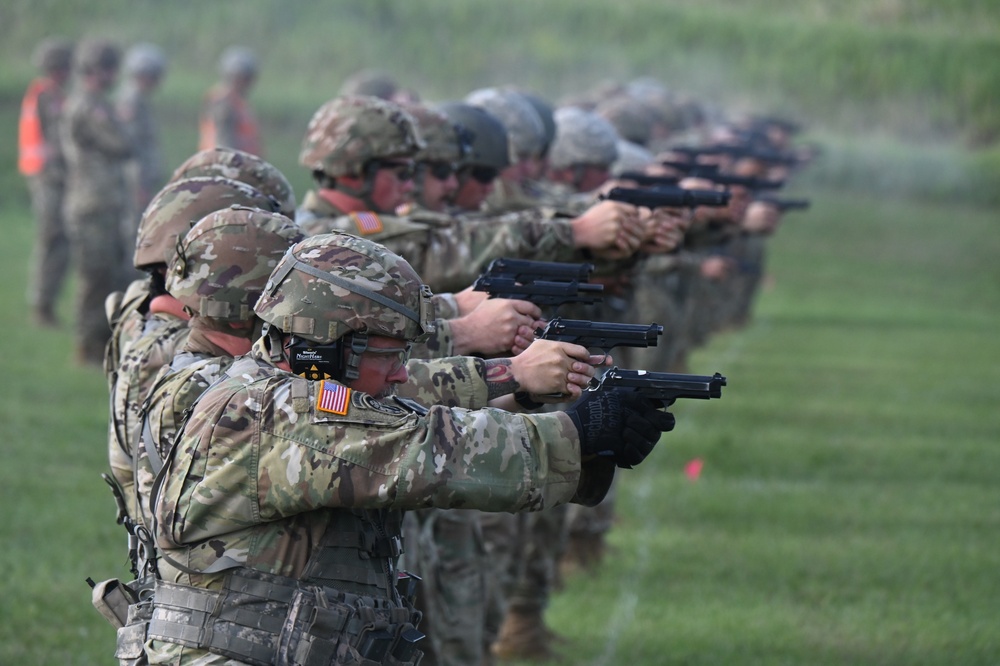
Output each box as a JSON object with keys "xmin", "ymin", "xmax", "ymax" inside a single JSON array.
[{"xmin": 490, "ymin": 606, "xmax": 560, "ymax": 662}]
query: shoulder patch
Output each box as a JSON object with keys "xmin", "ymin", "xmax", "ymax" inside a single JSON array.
[
  {"xmin": 316, "ymin": 380, "xmax": 351, "ymax": 415},
  {"xmin": 353, "ymin": 391, "xmax": 406, "ymax": 416},
  {"xmin": 350, "ymin": 211, "xmax": 383, "ymax": 235}
]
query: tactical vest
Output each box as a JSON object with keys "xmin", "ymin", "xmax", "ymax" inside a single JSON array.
[
  {"xmin": 198, "ymin": 86, "xmax": 261, "ymax": 157},
  {"xmin": 137, "ymin": 357, "xmax": 424, "ymax": 665}
]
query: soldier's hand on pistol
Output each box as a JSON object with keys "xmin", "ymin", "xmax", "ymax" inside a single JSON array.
[{"xmin": 509, "ymin": 339, "xmax": 609, "ymax": 400}]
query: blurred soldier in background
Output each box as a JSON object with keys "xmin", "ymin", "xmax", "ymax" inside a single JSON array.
[
  {"xmin": 465, "ymin": 87, "xmax": 548, "ymax": 213},
  {"xmin": 20, "ymin": 37, "xmax": 73, "ymax": 328},
  {"xmin": 117, "ymin": 42, "xmax": 167, "ymax": 277},
  {"xmin": 62, "ymin": 39, "xmax": 133, "ymax": 365},
  {"xmin": 198, "ymin": 45, "xmax": 262, "ymax": 156}
]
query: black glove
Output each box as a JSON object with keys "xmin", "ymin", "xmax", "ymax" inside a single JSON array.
[{"xmin": 565, "ymin": 388, "xmax": 676, "ymax": 468}]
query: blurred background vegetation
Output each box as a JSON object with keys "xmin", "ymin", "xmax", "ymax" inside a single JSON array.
[{"xmin": 1, "ymin": 0, "xmax": 999, "ymax": 205}]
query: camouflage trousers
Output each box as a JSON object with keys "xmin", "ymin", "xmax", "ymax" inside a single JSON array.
[
  {"xmin": 25, "ymin": 174, "xmax": 69, "ymax": 319},
  {"xmin": 65, "ymin": 206, "xmax": 129, "ymax": 363},
  {"xmin": 401, "ymin": 508, "xmax": 494, "ymax": 666},
  {"xmin": 480, "ymin": 504, "xmax": 568, "ymax": 614}
]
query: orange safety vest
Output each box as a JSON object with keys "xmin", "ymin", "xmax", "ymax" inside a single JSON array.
[
  {"xmin": 198, "ymin": 86, "xmax": 261, "ymax": 157},
  {"xmin": 18, "ymin": 78, "xmax": 56, "ymax": 176}
]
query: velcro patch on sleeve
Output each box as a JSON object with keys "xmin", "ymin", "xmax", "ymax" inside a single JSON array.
[
  {"xmin": 350, "ymin": 211, "xmax": 383, "ymax": 235},
  {"xmin": 316, "ymin": 380, "xmax": 351, "ymax": 415}
]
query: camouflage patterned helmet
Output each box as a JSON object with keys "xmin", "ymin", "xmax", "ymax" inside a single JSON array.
[
  {"xmin": 299, "ymin": 95, "xmax": 424, "ymax": 178},
  {"xmin": 170, "ymin": 148, "xmax": 296, "ymax": 217},
  {"xmin": 398, "ymin": 102, "xmax": 469, "ymax": 164},
  {"xmin": 74, "ymin": 39, "xmax": 120, "ymax": 74},
  {"xmin": 134, "ymin": 176, "xmax": 279, "ymax": 270},
  {"xmin": 123, "ymin": 42, "xmax": 167, "ymax": 78},
  {"xmin": 549, "ymin": 107, "xmax": 620, "ymax": 170},
  {"xmin": 255, "ymin": 233, "xmax": 434, "ymax": 344},
  {"xmin": 436, "ymin": 102, "xmax": 511, "ymax": 171},
  {"xmin": 33, "ymin": 38, "xmax": 73, "ymax": 74},
  {"xmin": 596, "ymin": 95, "xmax": 656, "ymax": 147},
  {"xmin": 465, "ymin": 87, "xmax": 545, "ymax": 162},
  {"xmin": 166, "ymin": 206, "xmax": 304, "ymax": 321}
]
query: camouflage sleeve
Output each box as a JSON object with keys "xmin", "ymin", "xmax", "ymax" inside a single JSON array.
[
  {"xmin": 77, "ymin": 97, "xmax": 133, "ymax": 158},
  {"xmin": 409, "ymin": 318, "xmax": 454, "ymax": 359},
  {"xmin": 431, "ymin": 293, "xmax": 460, "ymax": 320},
  {"xmin": 396, "ymin": 356, "xmax": 489, "ymax": 409},
  {"xmin": 157, "ymin": 375, "xmax": 587, "ymax": 547},
  {"xmin": 462, "ymin": 209, "xmax": 580, "ymax": 267}
]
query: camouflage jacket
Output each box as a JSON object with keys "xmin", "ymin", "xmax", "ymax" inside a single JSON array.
[
  {"xmin": 137, "ymin": 339, "xmax": 496, "ymax": 533},
  {"xmin": 108, "ymin": 308, "xmax": 190, "ymax": 522},
  {"xmin": 297, "ymin": 190, "xmax": 578, "ymax": 294},
  {"xmin": 154, "ymin": 346, "xmax": 611, "ymax": 587},
  {"xmin": 104, "ymin": 276, "xmax": 154, "ymax": 389},
  {"xmin": 61, "ymin": 86, "xmax": 132, "ymax": 215}
]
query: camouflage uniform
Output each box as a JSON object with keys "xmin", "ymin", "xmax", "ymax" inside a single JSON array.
[
  {"xmin": 20, "ymin": 40, "xmax": 72, "ymax": 326},
  {"xmin": 62, "ymin": 43, "xmax": 133, "ymax": 363},
  {"xmin": 298, "ymin": 193, "xmax": 578, "ymax": 294},
  {"xmin": 143, "ymin": 234, "xmax": 620, "ymax": 666},
  {"xmin": 106, "ymin": 178, "xmax": 280, "ymax": 523}
]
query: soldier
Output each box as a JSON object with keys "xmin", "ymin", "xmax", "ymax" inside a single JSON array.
[
  {"xmin": 61, "ymin": 39, "xmax": 133, "ymax": 365},
  {"xmin": 117, "ymin": 42, "xmax": 168, "ymax": 277},
  {"xmin": 19, "ymin": 37, "xmax": 73, "ymax": 328},
  {"xmin": 198, "ymin": 45, "xmax": 262, "ymax": 156},
  {"xmin": 465, "ymin": 87, "xmax": 547, "ymax": 213},
  {"xmin": 144, "ymin": 232, "xmax": 676, "ymax": 665},
  {"xmin": 105, "ymin": 177, "xmax": 280, "ymax": 525}
]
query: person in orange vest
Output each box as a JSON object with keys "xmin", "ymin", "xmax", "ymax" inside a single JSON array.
[
  {"xmin": 61, "ymin": 39, "xmax": 134, "ymax": 366},
  {"xmin": 19, "ymin": 38, "xmax": 73, "ymax": 328},
  {"xmin": 197, "ymin": 46, "xmax": 262, "ymax": 156}
]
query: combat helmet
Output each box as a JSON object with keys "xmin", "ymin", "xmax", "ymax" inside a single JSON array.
[
  {"xmin": 299, "ymin": 95, "xmax": 423, "ymax": 179},
  {"xmin": 339, "ymin": 69, "xmax": 399, "ymax": 100},
  {"xmin": 548, "ymin": 107, "xmax": 620, "ymax": 170},
  {"xmin": 257, "ymin": 231, "xmax": 433, "ymax": 340},
  {"xmin": 611, "ymin": 139, "xmax": 655, "ymax": 177},
  {"xmin": 596, "ymin": 95, "xmax": 656, "ymax": 147},
  {"xmin": 170, "ymin": 148, "xmax": 297, "ymax": 217},
  {"xmin": 436, "ymin": 102, "xmax": 511, "ymax": 172},
  {"xmin": 134, "ymin": 176, "xmax": 279, "ymax": 271},
  {"xmin": 166, "ymin": 206, "xmax": 303, "ymax": 322},
  {"xmin": 123, "ymin": 42, "xmax": 167, "ymax": 78},
  {"xmin": 218, "ymin": 45, "xmax": 258, "ymax": 81},
  {"xmin": 33, "ymin": 38, "xmax": 73, "ymax": 75},
  {"xmin": 465, "ymin": 87, "xmax": 545, "ymax": 162},
  {"xmin": 517, "ymin": 91, "xmax": 557, "ymax": 157},
  {"xmin": 399, "ymin": 102, "xmax": 470, "ymax": 165},
  {"xmin": 75, "ymin": 39, "xmax": 120, "ymax": 74}
]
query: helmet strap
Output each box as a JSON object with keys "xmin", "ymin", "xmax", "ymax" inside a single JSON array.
[{"xmin": 343, "ymin": 332, "xmax": 369, "ymax": 381}]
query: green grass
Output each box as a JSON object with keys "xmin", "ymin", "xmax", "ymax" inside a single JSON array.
[
  {"xmin": 2, "ymin": 182, "xmax": 999, "ymax": 663},
  {"xmin": 2, "ymin": 2, "xmax": 1000, "ymax": 663}
]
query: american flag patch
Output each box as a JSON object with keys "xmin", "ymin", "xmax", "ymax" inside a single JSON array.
[
  {"xmin": 316, "ymin": 381, "xmax": 351, "ymax": 415},
  {"xmin": 350, "ymin": 211, "xmax": 383, "ymax": 235}
]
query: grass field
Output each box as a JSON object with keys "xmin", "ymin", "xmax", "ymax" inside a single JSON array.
[
  {"xmin": 2, "ymin": 2, "xmax": 1000, "ymax": 664},
  {"xmin": 2, "ymin": 185, "xmax": 999, "ymax": 663}
]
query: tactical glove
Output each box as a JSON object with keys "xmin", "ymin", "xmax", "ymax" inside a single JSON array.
[{"xmin": 565, "ymin": 388, "xmax": 675, "ymax": 468}]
